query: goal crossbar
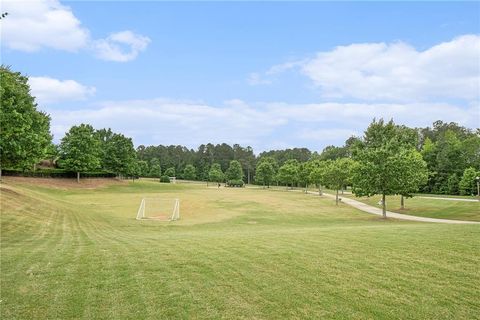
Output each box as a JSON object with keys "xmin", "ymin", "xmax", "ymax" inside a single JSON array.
[{"xmin": 136, "ymin": 198, "xmax": 180, "ymax": 221}]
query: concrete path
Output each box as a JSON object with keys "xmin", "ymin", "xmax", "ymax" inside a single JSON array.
[{"xmin": 305, "ymin": 191, "xmax": 479, "ymax": 224}]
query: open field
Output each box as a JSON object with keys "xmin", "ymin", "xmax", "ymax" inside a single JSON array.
[{"xmin": 1, "ymin": 177, "xmax": 479, "ymax": 319}]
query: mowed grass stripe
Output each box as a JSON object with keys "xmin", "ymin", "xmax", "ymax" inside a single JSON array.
[{"xmin": 1, "ymin": 178, "xmax": 479, "ymax": 319}]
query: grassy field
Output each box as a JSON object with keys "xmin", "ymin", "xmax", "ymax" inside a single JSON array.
[
  {"xmin": 334, "ymin": 192, "xmax": 480, "ymax": 222},
  {"xmin": 1, "ymin": 177, "xmax": 479, "ymax": 319}
]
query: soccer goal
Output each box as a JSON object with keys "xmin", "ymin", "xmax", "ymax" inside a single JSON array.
[{"xmin": 136, "ymin": 198, "xmax": 180, "ymax": 221}]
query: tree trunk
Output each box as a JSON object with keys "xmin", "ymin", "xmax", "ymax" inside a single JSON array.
[
  {"xmin": 382, "ymin": 193, "xmax": 387, "ymax": 218},
  {"xmin": 401, "ymin": 195, "xmax": 404, "ymax": 209},
  {"xmin": 341, "ymin": 186, "xmax": 344, "ymax": 194},
  {"xmin": 336, "ymin": 189, "xmax": 339, "ymax": 205},
  {"xmin": 247, "ymin": 167, "xmax": 250, "ymax": 185},
  {"xmin": 77, "ymin": 172, "xmax": 80, "ymax": 183},
  {"xmin": 305, "ymin": 184, "xmax": 308, "ymax": 193},
  {"xmin": 0, "ymin": 167, "xmax": 2, "ymax": 181}
]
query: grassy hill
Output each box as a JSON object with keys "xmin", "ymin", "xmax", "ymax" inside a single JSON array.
[{"xmin": 1, "ymin": 178, "xmax": 479, "ymax": 319}]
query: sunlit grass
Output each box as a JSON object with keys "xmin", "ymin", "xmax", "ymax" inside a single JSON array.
[{"xmin": 1, "ymin": 178, "xmax": 479, "ymax": 319}]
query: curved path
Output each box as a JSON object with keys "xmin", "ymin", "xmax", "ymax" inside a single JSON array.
[{"xmin": 315, "ymin": 191, "xmax": 479, "ymax": 224}]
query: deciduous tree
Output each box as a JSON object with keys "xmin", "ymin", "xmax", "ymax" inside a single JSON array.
[
  {"xmin": 0, "ymin": 66, "xmax": 52, "ymax": 178},
  {"xmin": 59, "ymin": 124, "xmax": 101, "ymax": 182}
]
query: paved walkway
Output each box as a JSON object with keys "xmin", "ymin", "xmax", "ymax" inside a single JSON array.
[{"xmin": 305, "ymin": 191, "xmax": 479, "ymax": 224}]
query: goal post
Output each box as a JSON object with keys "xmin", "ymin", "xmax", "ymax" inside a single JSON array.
[{"xmin": 136, "ymin": 198, "xmax": 180, "ymax": 221}]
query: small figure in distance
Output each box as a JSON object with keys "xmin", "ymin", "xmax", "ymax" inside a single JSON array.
[{"xmin": 218, "ymin": 183, "xmax": 221, "ymax": 188}]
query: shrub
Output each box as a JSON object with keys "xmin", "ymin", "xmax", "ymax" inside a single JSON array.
[
  {"xmin": 160, "ymin": 175, "xmax": 171, "ymax": 183},
  {"xmin": 227, "ymin": 179, "xmax": 244, "ymax": 187}
]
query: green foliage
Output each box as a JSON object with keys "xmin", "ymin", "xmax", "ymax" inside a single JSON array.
[
  {"xmin": 136, "ymin": 160, "xmax": 149, "ymax": 177},
  {"xmin": 277, "ymin": 159, "xmax": 299, "ymax": 187},
  {"xmin": 446, "ymin": 173, "xmax": 460, "ymax": 195},
  {"xmin": 0, "ymin": 66, "xmax": 52, "ymax": 171},
  {"xmin": 258, "ymin": 148, "xmax": 311, "ymax": 166},
  {"xmin": 183, "ymin": 164, "xmax": 196, "ymax": 180},
  {"xmin": 324, "ymin": 158, "xmax": 355, "ymax": 204},
  {"xmin": 297, "ymin": 162, "xmax": 311, "ymax": 188},
  {"xmin": 103, "ymin": 133, "xmax": 137, "ymax": 177},
  {"xmin": 58, "ymin": 124, "xmax": 101, "ymax": 176},
  {"xmin": 159, "ymin": 175, "xmax": 170, "ymax": 183},
  {"xmin": 308, "ymin": 160, "xmax": 330, "ymax": 188},
  {"xmin": 208, "ymin": 163, "xmax": 224, "ymax": 183},
  {"xmin": 148, "ymin": 158, "xmax": 161, "ymax": 178},
  {"xmin": 255, "ymin": 161, "xmax": 276, "ymax": 187},
  {"xmin": 225, "ymin": 160, "xmax": 243, "ymax": 182},
  {"xmin": 459, "ymin": 167, "xmax": 479, "ymax": 196},
  {"xmin": 352, "ymin": 119, "xmax": 427, "ymax": 215},
  {"xmin": 164, "ymin": 167, "xmax": 175, "ymax": 177},
  {"xmin": 227, "ymin": 179, "xmax": 244, "ymax": 187}
]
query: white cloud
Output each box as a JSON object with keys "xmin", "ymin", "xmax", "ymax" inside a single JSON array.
[
  {"xmin": 251, "ymin": 35, "xmax": 480, "ymax": 102},
  {"xmin": 302, "ymin": 35, "xmax": 480, "ymax": 102},
  {"xmin": 92, "ymin": 31, "xmax": 151, "ymax": 62},
  {"xmin": 29, "ymin": 76, "xmax": 96, "ymax": 104},
  {"xmin": 0, "ymin": 0, "xmax": 89, "ymax": 52},
  {"xmin": 47, "ymin": 98, "xmax": 479, "ymax": 151},
  {"xmin": 0, "ymin": 0, "xmax": 150, "ymax": 62}
]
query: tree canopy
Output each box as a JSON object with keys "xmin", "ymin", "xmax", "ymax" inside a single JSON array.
[
  {"xmin": 0, "ymin": 66, "xmax": 52, "ymax": 176},
  {"xmin": 59, "ymin": 124, "xmax": 101, "ymax": 182},
  {"xmin": 352, "ymin": 119, "xmax": 428, "ymax": 217}
]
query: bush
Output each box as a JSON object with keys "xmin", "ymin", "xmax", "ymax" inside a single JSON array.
[
  {"xmin": 160, "ymin": 175, "xmax": 171, "ymax": 183},
  {"xmin": 227, "ymin": 179, "xmax": 244, "ymax": 187}
]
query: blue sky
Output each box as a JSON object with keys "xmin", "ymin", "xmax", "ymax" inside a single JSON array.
[{"xmin": 2, "ymin": 1, "xmax": 479, "ymax": 153}]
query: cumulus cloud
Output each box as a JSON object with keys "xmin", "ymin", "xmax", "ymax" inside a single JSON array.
[
  {"xmin": 0, "ymin": 0, "xmax": 150, "ymax": 61},
  {"xmin": 29, "ymin": 76, "xmax": 96, "ymax": 105},
  {"xmin": 92, "ymin": 31, "xmax": 151, "ymax": 62},
  {"xmin": 252, "ymin": 35, "xmax": 480, "ymax": 102},
  {"xmin": 302, "ymin": 35, "xmax": 480, "ymax": 102},
  {"xmin": 0, "ymin": 0, "xmax": 89, "ymax": 52},
  {"xmin": 47, "ymin": 98, "xmax": 479, "ymax": 151}
]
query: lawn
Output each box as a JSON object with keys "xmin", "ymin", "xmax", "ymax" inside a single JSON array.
[
  {"xmin": 1, "ymin": 177, "xmax": 479, "ymax": 319},
  {"xmin": 336, "ymin": 192, "xmax": 480, "ymax": 222}
]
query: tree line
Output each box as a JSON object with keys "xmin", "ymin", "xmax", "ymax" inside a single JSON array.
[{"xmin": 2, "ymin": 66, "xmax": 479, "ymax": 200}]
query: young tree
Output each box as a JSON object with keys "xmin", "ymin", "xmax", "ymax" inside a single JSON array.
[
  {"xmin": 0, "ymin": 66, "xmax": 52, "ymax": 178},
  {"xmin": 59, "ymin": 124, "xmax": 101, "ymax": 182},
  {"xmin": 324, "ymin": 158, "xmax": 354, "ymax": 205},
  {"xmin": 136, "ymin": 160, "xmax": 149, "ymax": 177},
  {"xmin": 352, "ymin": 119, "xmax": 425, "ymax": 217},
  {"xmin": 393, "ymin": 149, "xmax": 428, "ymax": 209},
  {"xmin": 208, "ymin": 163, "xmax": 224, "ymax": 184},
  {"xmin": 308, "ymin": 160, "xmax": 330, "ymax": 195},
  {"xmin": 149, "ymin": 158, "xmax": 161, "ymax": 179},
  {"xmin": 297, "ymin": 162, "xmax": 312, "ymax": 193},
  {"xmin": 103, "ymin": 133, "xmax": 137, "ymax": 178},
  {"xmin": 183, "ymin": 164, "xmax": 196, "ymax": 180},
  {"xmin": 277, "ymin": 159, "xmax": 299, "ymax": 189},
  {"xmin": 255, "ymin": 161, "xmax": 275, "ymax": 188},
  {"xmin": 225, "ymin": 160, "xmax": 244, "ymax": 184},
  {"xmin": 459, "ymin": 167, "xmax": 479, "ymax": 196}
]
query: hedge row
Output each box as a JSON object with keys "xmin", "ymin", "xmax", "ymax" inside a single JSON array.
[{"xmin": 2, "ymin": 169, "xmax": 116, "ymax": 178}]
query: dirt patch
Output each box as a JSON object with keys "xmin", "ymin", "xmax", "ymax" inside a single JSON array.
[{"xmin": 1, "ymin": 176, "xmax": 127, "ymax": 190}]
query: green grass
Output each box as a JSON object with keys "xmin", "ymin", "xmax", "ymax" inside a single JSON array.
[
  {"xmin": 337, "ymin": 193, "xmax": 480, "ymax": 222},
  {"xmin": 1, "ymin": 178, "xmax": 479, "ymax": 319}
]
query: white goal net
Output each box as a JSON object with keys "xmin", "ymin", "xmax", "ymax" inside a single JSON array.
[{"xmin": 136, "ymin": 198, "xmax": 180, "ymax": 221}]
